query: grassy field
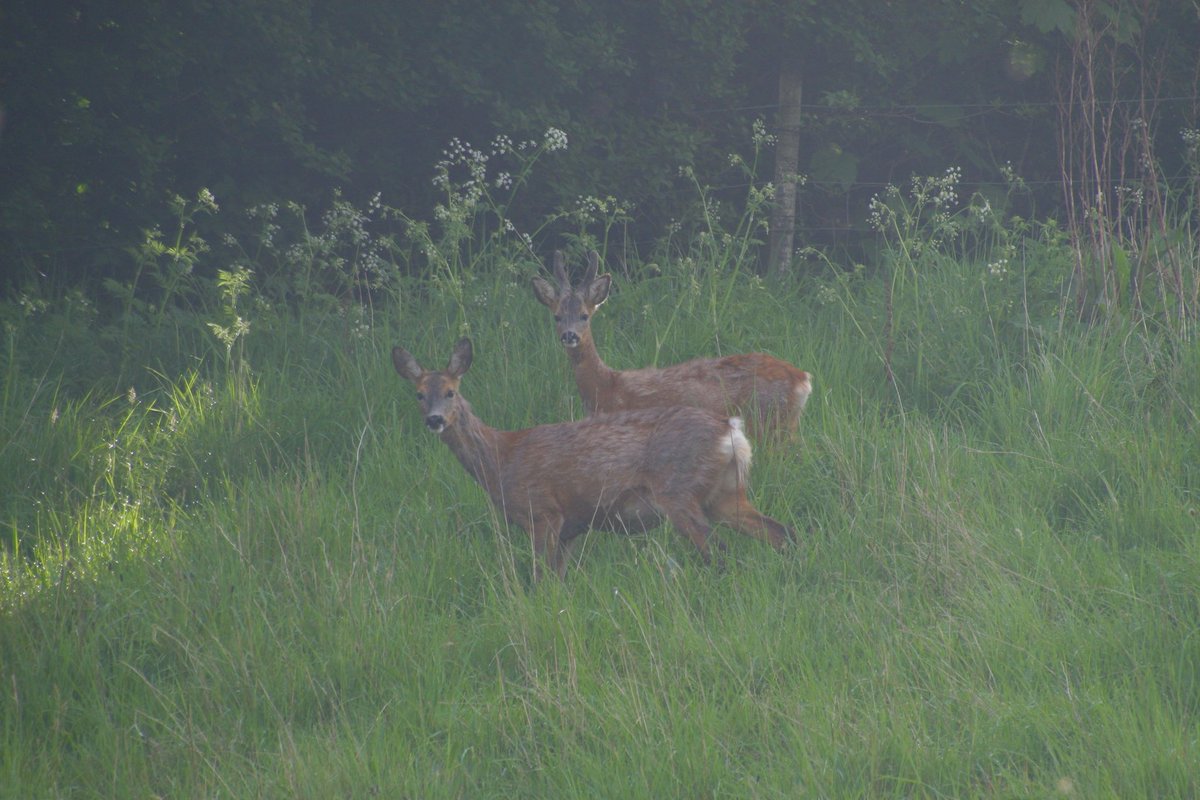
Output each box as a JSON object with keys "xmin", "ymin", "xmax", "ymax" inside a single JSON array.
[{"xmin": 2, "ymin": 229, "xmax": 1198, "ymax": 797}]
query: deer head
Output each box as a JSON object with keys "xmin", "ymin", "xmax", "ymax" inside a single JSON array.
[
  {"xmin": 392, "ymin": 338, "xmax": 473, "ymax": 434},
  {"xmin": 531, "ymin": 250, "xmax": 612, "ymax": 349}
]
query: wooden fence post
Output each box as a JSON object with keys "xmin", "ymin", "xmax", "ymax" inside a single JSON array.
[{"xmin": 768, "ymin": 63, "xmax": 803, "ymax": 278}]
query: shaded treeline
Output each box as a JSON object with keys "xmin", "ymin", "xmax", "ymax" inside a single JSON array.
[{"xmin": 1, "ymin": 0, "xmax": 1197, "ymax": 290}]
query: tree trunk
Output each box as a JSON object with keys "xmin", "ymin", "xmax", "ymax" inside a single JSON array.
[{"xmin": 768, "ymin": 64, "xmax": 803, "ymax": 279}]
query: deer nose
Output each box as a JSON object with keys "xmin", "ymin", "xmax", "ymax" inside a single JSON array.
[
  {"xmin": 425, "ymin": 415, "xmax": 446, "ymax": 431},
  {"xmin": 560, "ymin": 331, "xmax": 580, "ymax": 347}
]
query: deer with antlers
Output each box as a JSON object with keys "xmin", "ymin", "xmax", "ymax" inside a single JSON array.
[
  {"xmin": 532, "ymin": 251, "xmax": 812, "ymax": 438},
  {"xmin": 393, "ymin": 338, "xmax": 794, "ymax": 581}
]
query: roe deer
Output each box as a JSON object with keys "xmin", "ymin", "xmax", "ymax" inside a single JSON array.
[
  {"xmin": 532, "ymin": 251, "xmax": 813, "ymax": 439},
  {"xmin": 393, "ymin": 337, "xmax": 794, "ymax": 581}
]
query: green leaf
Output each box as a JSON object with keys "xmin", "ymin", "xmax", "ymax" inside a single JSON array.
[
  {"xmin": 1112, "ymin": 244, "xmax": 1130, "ymax": 308},
  {"xmin": 1020, "ymin": 0, "xmax": 1076, "ymax": 34},
  {"xmin": 916, "ymin": 105, "xmax": 967, "ymax": 128},
  {"xmin": 808, "ymin": 144, "xmax": 859, "ymax": 191}
]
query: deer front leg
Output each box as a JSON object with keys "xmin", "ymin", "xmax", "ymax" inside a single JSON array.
[{"xmin": 528, "ymin": 511, "xmax": 567, "ymax": 582}]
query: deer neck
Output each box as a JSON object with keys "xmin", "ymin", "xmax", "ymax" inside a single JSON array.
[
  {"xmin": 439, "ymin": 398, "xmax": 509, "ymax": 497},
  {"xmin": 566, "ymin": 332, "xmax": 617, "ymax": 413}
]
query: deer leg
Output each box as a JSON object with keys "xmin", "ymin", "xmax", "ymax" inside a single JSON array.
[
  {"xmin": 557, "ymin": 522, "xmax": 591, "ymax": 574},
  {"xmin": 708, "ymin": 490, "xmax": 795, "ymax": 551},
  {"xmin": 529, "ymin": 512, "xmax": 567, "ymax": 582},
  {"xmin": 658, "ymin": 499, "xmax": 725, "ymax": 567}
]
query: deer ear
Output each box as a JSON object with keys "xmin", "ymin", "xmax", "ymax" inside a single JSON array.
[
  {"xmin": 585, "ymin": 273, "xmax": 612, "ymax": 307},
  {"xmin": 392, "ymin": 346, "xmax": 424, "ymax": 383},
  {"xmin": 447, "ymin": 338, "xmax": 473, "ymax": 377},
  {"xmin": 531, "ymin": 275, "xmax": 558, "ymax": 307},
  {"xmin": 552, "ymin": 250, "xmax": 569, "ymax": 287}
]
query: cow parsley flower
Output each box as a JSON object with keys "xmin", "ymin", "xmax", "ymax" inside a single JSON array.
[{"xmin": 544, "ymin": 127, "xmax": 569, "ymax": 152}]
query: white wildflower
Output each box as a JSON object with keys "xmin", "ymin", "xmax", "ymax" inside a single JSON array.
[{"xmin": 543, "ymin": 127, "xmax": 569, "ymax": 152}]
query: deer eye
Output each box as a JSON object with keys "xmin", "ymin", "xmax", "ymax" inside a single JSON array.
[
  {"xmin": 415, "ymin": 392, "xmax": 425, "ymax": 401},
  {"xmin": 445, "ymin": 390, "xmax": 455, "ymax": 398},
  {"xmin": 580, "ymin": 313, "xmax": 589, "ymax": 321},
  {"xmin": 553, "ymin": 315, "xmax": 562, "ymax": 323}
]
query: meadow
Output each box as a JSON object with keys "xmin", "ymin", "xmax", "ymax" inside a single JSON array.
[{"xmin": 1, "ymin": 176, "xmax": 1198, "ymax": 798}]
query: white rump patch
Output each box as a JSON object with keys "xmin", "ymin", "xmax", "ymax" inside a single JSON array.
[
  {"xmin": 794, "ymin": 374, "xmax": 813, "ymax": 411},
  {"xmin": 717, "ymin": 417, "xmax": 753, "ymax": 487}
]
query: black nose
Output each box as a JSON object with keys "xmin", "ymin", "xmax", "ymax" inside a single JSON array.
[
  {"xmin": 560, "ymin": 331, "xmax": 580, "ymax": 346},
  {"xmin": 425, "ymin": 415, "xmax": 445, "ymax": 430}
]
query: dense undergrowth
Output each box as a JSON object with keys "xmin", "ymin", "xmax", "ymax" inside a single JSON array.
[{"xmin": 1, "ymin": 152, "xmax": 1198, "ymax": 797}]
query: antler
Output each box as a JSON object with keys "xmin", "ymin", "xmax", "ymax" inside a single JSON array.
[
  {"xmin": 583, "ymin": 251, "xmax": 600, "ymax": 284},
  {"xmin": 552, "ymin": 250, "xmax": 569, "ymax": 287}
]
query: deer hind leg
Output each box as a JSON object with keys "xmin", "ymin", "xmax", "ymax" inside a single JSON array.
[
  {"xmin": 708, "ymin": 489, "xmax": 795, "ymax": 551},
  {"xmin": 657, "ymin": 498, "xmax": 727, "ymax": 567}
]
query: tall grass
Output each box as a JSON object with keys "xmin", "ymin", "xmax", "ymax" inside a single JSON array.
[{"xmin": 2, "ymin": 157, "xmax": 1198, "ymax": 797}]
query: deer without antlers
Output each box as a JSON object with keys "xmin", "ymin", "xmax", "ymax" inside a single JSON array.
[
  {"xmin": 393, "ymin": 337, "xmax": 794, "ymax": 581},
  {"xmin": 532, "ymin": 251, "xmax": 813, "ymax": 438}
]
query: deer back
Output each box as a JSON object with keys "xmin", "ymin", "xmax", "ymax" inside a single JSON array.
[
  {"xmin": 609, "ymin": 351, "xmax": 811, "ymax": 434},
  {"xmin": 499, "ymin": 407, "xmax": 741, "ymax": 519}
]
